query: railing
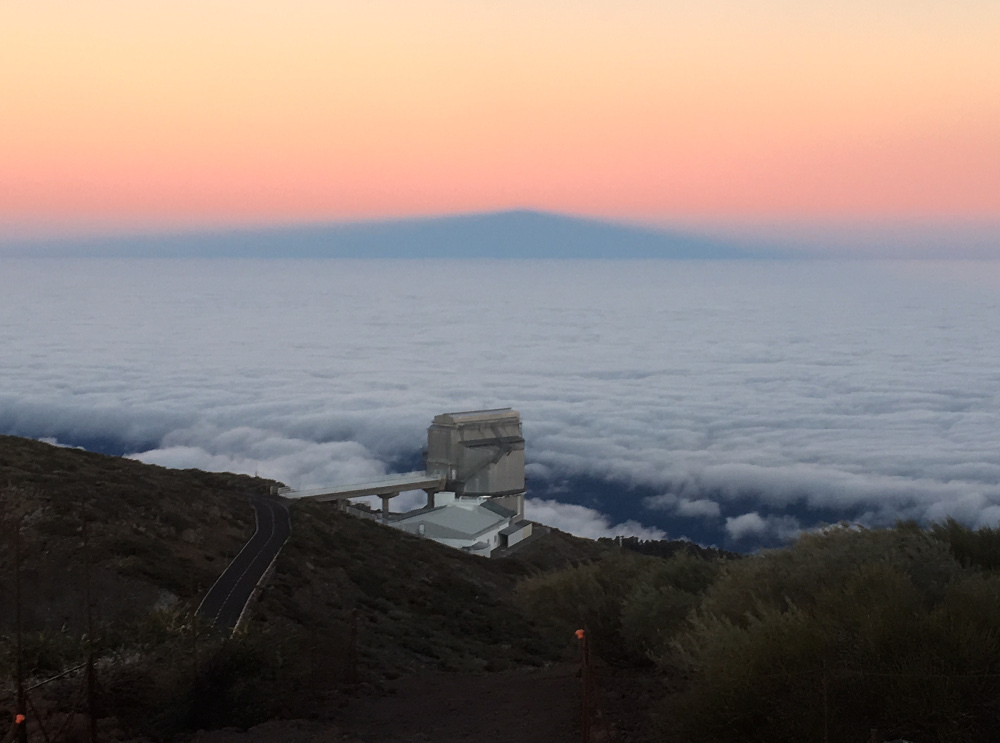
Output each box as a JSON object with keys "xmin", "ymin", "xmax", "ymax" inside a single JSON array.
[{"xmin": 277, "ymin": 472, "xmax": 446, "ymax": 501}]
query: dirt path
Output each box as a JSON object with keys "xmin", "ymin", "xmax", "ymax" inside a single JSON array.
[
  {"xmin": 339, "ymin": 665, "xmax": 581, "ymax": 743},
  {"xmin": 185, "ymin": 665, "xmax": 583, "ymax": 743}
]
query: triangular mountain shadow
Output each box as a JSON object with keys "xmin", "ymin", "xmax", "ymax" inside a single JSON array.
[{"xmin": 13, "ymin": 209, "xmax": 778, "ymax": 259}]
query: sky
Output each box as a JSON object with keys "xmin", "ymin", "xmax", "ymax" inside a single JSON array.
[
  {"xmin": 4, "ymin": 258, "xmax": 1000, "ymax": 549},
  {"xmin": 2, "ymin": 1, "xmax": 999, "ymax": 243}
]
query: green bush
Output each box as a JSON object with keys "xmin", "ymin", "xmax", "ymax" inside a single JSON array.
[
  {"xmin": 517, "ymin": 551, "xmax": 721, "ymax": 662},
  {"xmin": 692, "ymin": 524, "xmax": 960, "ymax": 628},
  {"xmin": 931, "ymin": 517, "xmax": 1000, "ymax": 571},
  {"xmin": 667, "ymin": 527, "xmax": 1000, "ymax": 743},
  {"xmin": 619, "ymin": 553, "xmax": 721, "ymax": 660}
]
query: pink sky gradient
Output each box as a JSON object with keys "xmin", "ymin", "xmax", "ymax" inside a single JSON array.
[{"xmin": 2, "ymin": 1, "xmax": 998, "ymax": 241}]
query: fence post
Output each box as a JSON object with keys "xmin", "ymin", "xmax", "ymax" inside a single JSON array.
[
  {"xmin": 576, "ymin": 629, "xmax": 590, "ymax": 743},
  {"xmin": 82, "ymin": 514, "xmax": 99, "ymax": 743},
  {"xmin": 15, "ymin": 518, "xmax": 28, "ymax": 743},
  {"xmin": 349, "ymin": 608, "xmax": 359, "ymax": 685},
  {"xmin": 822, "ymin": 672, "xmax": 829, "ymax": 743}
]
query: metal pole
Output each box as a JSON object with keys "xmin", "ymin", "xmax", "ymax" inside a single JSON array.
[
  {"xmin": 82, "ymin": 515, "xmax": 98, "ymax": 743},
  {"xmin": 15, "ymin": 519, "xmax": 28, "ymax": 743},
  {"xmin": 25, "ymin": 694, "xmax": 52, "ymax": 743},
  {"xmin": 348, "ymin": 608, "xmax": 359, "ymax": 686},
  {"xmin": 192, "ymin": 608, "xmax": 199, "ymax": 670},
  {"xmin": 577, "ymin": 629, "xmax": 590, "ymax": 743},
  {"xmin": 822, "ymin": 673, "xmax": 829, "ymax": 743},
  {"xmin": 310, "ymin": 581, "xmax": 317, "ymax": 689}
]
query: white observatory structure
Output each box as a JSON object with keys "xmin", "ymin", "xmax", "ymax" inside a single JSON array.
[
  {"xmin": 425, "ymin": 408, "xmax": 525, "ymax": 513},
  {"xmin": 280, "ymin": 408, "xmax": 531, "ymax": 556}
]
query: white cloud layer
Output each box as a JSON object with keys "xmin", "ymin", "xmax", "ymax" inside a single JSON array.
[
  {"xmin": 725, "ymin": 512, "xmax": 802, "ymax": 543},
  {"xmin": 525, "ymin": 499, "xmax": 667, "ymax": 541},
  {"xmin": 130, "ymin": 424, "xmax": 387, "ymax": 487},
  {"xmin": 645, "ymin": 493, "xmax": 722, "ymax": 519},
  {"xmin": 5, "ymin": 258, "xmax": 1000, "ymax": 544}
]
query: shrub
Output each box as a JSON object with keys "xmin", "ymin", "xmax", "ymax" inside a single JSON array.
[
  {"xmin": 667, "ymin": 527, "xmax": 1000, "ymax": 743},
  {"xmin": 517, "ymin": 551, "xmax": 722, "ymax": 662},
  {"xmin": 692, "ymin": 524, "xmax": 960, "ymax": 628},
  {"xmin": 931, "ymin": 517, "xmax": 1000, "ymax": 571}
]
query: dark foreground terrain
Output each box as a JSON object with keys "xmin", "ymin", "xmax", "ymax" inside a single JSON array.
[
  {"xmin": 7, "ymin": 433, "xmax": 1000, "ymax": 742},
  {"xmin": 0, "ymin": 434, "xmax": 650, "ymax": 742},
  {"xmin": 187, "ymin": 665, "xmax": 583, "ymax": 743}
]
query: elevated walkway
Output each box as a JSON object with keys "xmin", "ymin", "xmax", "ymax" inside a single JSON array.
[
  {"xmin": 278, "ymin": 471, "xmax": 446, "ymax": 517},
  {"xmin": 277, "ymin": 409, "xmax": 526, "ymax": 546}
]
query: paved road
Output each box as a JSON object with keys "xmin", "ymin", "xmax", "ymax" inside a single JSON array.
[{"xmin": 198, "ymin": 496, "xmax": 291, "ymax": 629}]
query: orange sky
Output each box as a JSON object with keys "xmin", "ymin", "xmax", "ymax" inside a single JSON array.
[{"xmin": 2, "ymin": 1, "xmax": 999, "ymax": 239}]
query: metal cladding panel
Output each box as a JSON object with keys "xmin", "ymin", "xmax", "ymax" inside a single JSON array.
[
  {"xmin": 501, "ymin": 521, "xmax": 532, "ymax": 548},
  {"xmin": 425, "ymin": 409, "xmax": 525, "ymax": 496},
  {"xmin": 464, "ymin": 448, "xmax": 524, "ymax": 495},
  {"xmin": 433, "ymin": 408, "xmax": 519, "ymax": 426},
  {"xmin": 426, "ymin": 425, "xmax": 459, "ymax": 479},
  {"xmin": 488, "ymin": 493, "xmax": 525, "ymax": 520}
]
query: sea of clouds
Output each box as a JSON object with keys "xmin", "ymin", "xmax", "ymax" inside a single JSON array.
[{"xmin": 3, "ymin": 258, "xmax": 1000, "ymax": 549}]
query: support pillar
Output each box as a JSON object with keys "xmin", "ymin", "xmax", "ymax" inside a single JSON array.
[
  {"xmin": 381, "ymin": 495, "xmax": 391, "ymax": 521},
  {"xmin": 426, "ymin": 490, "xmax": 436, "ymax": 509}
]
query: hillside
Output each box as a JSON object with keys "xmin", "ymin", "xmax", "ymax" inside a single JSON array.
[
  {"xmin": 0, "ymin": 435, "xmax": 267, "ymax": 630},
  {"xmin": 0, "ymin": 434, "xmax": 614, "ymax": 740},
  {"xmin": 11, "ymin": 434, "xmax": 996, "ymax": 742}
]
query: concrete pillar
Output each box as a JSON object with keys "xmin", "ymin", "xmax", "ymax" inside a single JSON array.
[
  {"xmin": 426, "ymin": 490, "xmax": 436, "ymax": 509},
  {"xmin": 381, "ymin": 495, "xmax": 391, "ymax": 521}
]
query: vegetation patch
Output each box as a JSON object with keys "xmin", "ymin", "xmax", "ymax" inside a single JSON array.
[{"xmin": 526, "ymin": 521, "xmax": 1000, "ymax": 742}]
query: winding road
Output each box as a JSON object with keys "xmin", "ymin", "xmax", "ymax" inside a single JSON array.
[{"xmin": 197, "ymin": 496, "xmax": 291, "ymax": 629}]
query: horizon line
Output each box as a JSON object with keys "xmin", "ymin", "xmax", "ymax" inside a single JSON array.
[{"xmin": 2, "ymin": 207, "xmax": 999, "ymax": 259}]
